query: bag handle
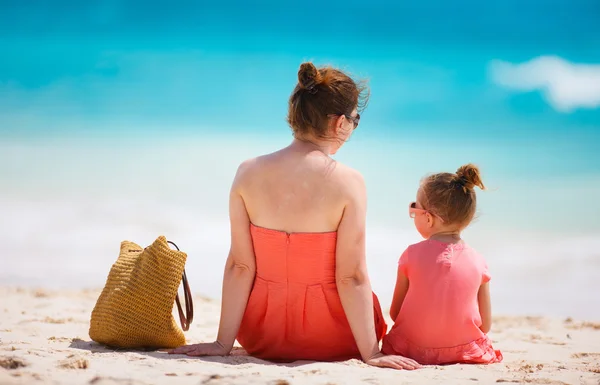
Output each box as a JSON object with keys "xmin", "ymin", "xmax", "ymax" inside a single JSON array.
[{"xmin": 167, "ymin": 241, "xmax": 194, "ymax": 331}]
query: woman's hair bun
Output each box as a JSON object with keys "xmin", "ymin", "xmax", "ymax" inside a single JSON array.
[
  {"xmin": 298, "ymin": 62, "xmax": 322, "ymax": 93},
  {"xmin": 456, "ymin": 163, "xmax": 485, "ymax": 191}
]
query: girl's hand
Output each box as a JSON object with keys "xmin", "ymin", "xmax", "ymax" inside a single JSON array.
[
  {"xmin": 168, "ymin": 341, "xmax": 230, "ymax": 357},
  {"xmin": 365, "ymin": 352, "xmax": 421, "ymax": 370}
]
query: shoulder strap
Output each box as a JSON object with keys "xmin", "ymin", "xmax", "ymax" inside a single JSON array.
[{"xmin": 168, "ymin": 241, "xmax": 194, "ymax": 331}]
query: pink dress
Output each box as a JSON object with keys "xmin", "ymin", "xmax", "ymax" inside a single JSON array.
[{"xmin": 382, "ymin": 239, "xmax": 502, "ymax": 365}]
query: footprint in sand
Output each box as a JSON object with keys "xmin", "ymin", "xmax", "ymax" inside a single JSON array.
[
  {"xmin": 564, "ymin": 318, "xmax": 600, "ymax": 330},
  {"xmin": 89, "ymin": 376, "xmax": 147, "ymax": 384},
  {"xmin": 0, "ymin": 346, "xmax": 18, "ymax": 352},
  {"xmin": 18, "ymin": 317, "xmax": 75, "ymax": 325},
  {"xmin": 0, "ymin": 356, "xmax": 27, "ymax": 370},
  {"xmin": 43, "ymin": 317, "xmax": 75, "ymax": 324},
  {"xmin": 494, "ymin": 316, "xmax": 548, "ymax": 332},
  {"xmin": 572, "ymin": 352, "xmax": 600, "ymax": 359},
  {"xmin": 48, "ymin": 336, "xmax": 73, "ymax": 342},
  {"xmin": 496, "ymin": 379, "xmax": 570, "ymax": 385},
  {"xmin": 33, "ymin": 289, "xmax": 50, "ymax": 298},
  {"xmin": 507, "ymin": 361, "xmax": 545, "ymax": 374},
  {"xmin": 527, "ymin": 334, "xmax": 566, "ymax": 346},
  {"xmin": 587, "ymin": 365, "xmax": 600, "ymax": 374}
]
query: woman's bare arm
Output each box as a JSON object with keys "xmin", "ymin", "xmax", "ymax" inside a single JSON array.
[
  {"xmin": 335, "ymin": 172, "xmax": 378, "ymax": 361},
  {"xmin": 335, "ymin": 171, "xmax": 420, "ymax": 370},
  {"xmin": 215, "ymin": 163, "xmax": 257, "ymax": 350},
  {"xmin": 170, "ymin": 162, "xmax": 256, "ymax": 356}
]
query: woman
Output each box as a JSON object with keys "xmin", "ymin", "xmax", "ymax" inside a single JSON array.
[{"xmin": 170, "ymin": 62, "xmax": 420, "ymax": 370}]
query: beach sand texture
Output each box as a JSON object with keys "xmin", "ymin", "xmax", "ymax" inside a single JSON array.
[{"xmin": 1, "ymin": 286, "xmax": 599, "ymax": 385}]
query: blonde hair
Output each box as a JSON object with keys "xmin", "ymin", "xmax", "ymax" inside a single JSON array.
[{"xmin": 420, "ymin": 163, "xmax": 485, "ymax": 226}]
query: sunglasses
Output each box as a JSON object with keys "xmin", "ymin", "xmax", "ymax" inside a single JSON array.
[
  {"xmin": 344, "ymin": 113, "xmax": 360, "ymax": 129},
  {"xmin": 328, "ymin": 113, "xmax": 360, "ymax": 129},
  {"xmin": 408, "ymin": 202, "xmax": 445, "ymax": 223}
]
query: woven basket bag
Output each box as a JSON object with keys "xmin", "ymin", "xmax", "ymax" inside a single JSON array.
[{"xmin": 89, "ymin": 236, "xmax": 193, "ymax": 349}]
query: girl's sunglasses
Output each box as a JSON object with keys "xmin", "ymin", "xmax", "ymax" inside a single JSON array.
[{"xmin": 408, "ymin": 202, "xmax": 445, "ymax": 223}]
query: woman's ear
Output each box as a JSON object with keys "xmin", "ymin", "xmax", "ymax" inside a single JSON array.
[{"xmin": 331, "ymin": 115, "xmax": 345, "ymax": 136}]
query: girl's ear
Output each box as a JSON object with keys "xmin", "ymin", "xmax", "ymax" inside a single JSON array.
[{"xmin": 426, "ymin": 212, "xmax": 434, "ymax": 228}]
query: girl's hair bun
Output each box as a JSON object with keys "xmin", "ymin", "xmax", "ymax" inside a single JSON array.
[{"xmin": 456, "ymin": 163, "xmax": 485, "ymax": 191}]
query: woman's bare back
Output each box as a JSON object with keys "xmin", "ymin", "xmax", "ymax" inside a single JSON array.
[{"xmin": 237, "ymin": 142, "xmax": 358, "ymax": 233}]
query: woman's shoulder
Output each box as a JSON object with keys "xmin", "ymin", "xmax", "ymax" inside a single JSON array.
[
  {"xmin": 234, "ymin": 148, "xmax": 291, "ymax": 174},
  {"xmin": 237, "ymin": 153, "xmax": 365, "ymax": 186},
  {"xmin": 235, "ymin": 156, "xmax": 260, "ymax": 174},
  {"xmin": 334, "ymin": 161, "xmax": 365, "ymax": 184},
  {"xmin": 328, "ymin": 163, "xmax": 367, "ymax": 205},
  {"xmin": 231, "ymin": 152, "xmax": 289, "ymax": 190},
  {"xmin": 231, "ymin": 156, "xmax": 263, "ymax": 192}
]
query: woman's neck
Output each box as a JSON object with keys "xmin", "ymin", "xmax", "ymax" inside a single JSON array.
[{"xmin": 290, "ymin": 136, "xmax": 332, "ymax": 155}]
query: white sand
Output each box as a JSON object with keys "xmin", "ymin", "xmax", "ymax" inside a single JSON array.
[{"xmin": 1, "ymin": 286, "xmax": 599, "ymax": 385}]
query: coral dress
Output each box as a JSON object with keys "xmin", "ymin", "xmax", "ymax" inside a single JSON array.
[
  {"xmin": 237, "ymin": 224, "xmax": 387, "ymax": 362},
  {"xmin": 382, "ymin": 240, "xmax": 502, "ymax": 365}
]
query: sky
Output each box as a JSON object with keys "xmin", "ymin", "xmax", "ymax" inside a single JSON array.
[
  {"xmin": 0, "ymin": 1, "xmax": 599, "ymax": 176},
  {"xmin": 1, "ymin": 1, "xmax": 599, "ymax": 131}
]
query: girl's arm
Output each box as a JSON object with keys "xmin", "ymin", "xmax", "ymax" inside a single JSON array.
[
  {"xmin": 336, "ymin": 172, "xmax": 419, "ymax": 370},
  {"xmin": 170, "ymin": 163, "xmax": 256, "ymax": 356},
  {"xmin": 389, "ymin": 265, "xmax": 409, "ymax": 322},
  {"xmin": 477, "ymin": 282, "xmax": 492, "ymax": 334}
]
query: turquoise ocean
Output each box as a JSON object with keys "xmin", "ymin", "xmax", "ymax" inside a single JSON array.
[{"xmin": 1, "ymin": 1, "xmax": 599, "ymax": 319}]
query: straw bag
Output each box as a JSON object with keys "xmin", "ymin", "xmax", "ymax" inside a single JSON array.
[{"xmin": 89, "ymin": 236, "xmax": 193, "ymax": 349}]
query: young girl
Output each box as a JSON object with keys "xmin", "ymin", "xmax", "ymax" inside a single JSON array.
[{"xmin": 382, "ymin": 164, "xmax": 502, "ymax": 365}]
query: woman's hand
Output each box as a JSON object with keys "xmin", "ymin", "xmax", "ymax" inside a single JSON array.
[
  {"xmin": 168, "ymin": 341, "xmax": 230, "ymax": 357},
  {"xmin": 365, "ymin": 352, "xmax": 421, "ymax": 370}
]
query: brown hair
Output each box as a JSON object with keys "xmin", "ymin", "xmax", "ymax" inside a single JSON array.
[
  {"xmin": 420, "ymin": 163, "xmax": 485, "ymax": 227},
  {"xmin": 287, "ymin": 62, "xmax": 369, "ymax": 139}
]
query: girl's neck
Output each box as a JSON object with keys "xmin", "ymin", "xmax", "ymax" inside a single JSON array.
[{"xmin": 428, "ymin": 230, "xmax": 462, "ymax": 244}]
